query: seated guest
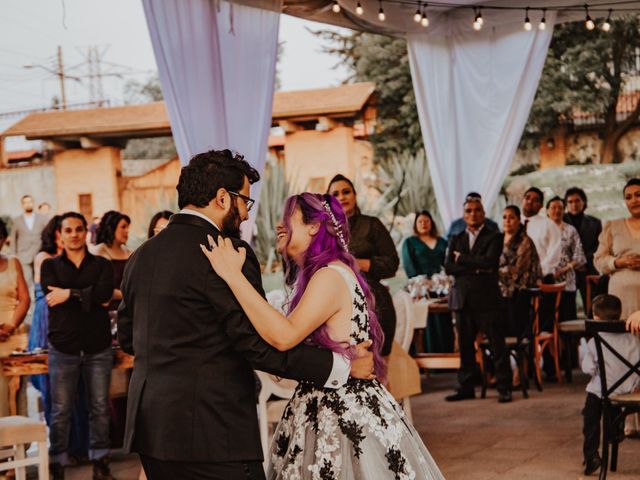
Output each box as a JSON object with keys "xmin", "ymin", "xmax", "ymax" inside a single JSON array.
[
  {"xmin": 564, "ymin": 187, "xmax": 602, "ymax": 313},
  {"xmin": 41, "ymin": 212, "xmax": 115, "ymax": 479},
  {"xmin": 547, "ymin": 196, "xmax": 587, "ymax": 322},
  {"xmin": 498, "ymin": 206, "xmax": 542, "ymax": 338},
  {"xmin": 445, "ymin": 196, "xmax": 512, "ymax": 403},
  {"xmin": 328, "ymin": 174, "xmax": 399, "ymax": 356},
  {"xmin": 446, "ymin": 192, "xmax": 498, "ymax": 238},
  {"xmin": 402, "ymin": 210, "xmax": 452, "ymax": 352},
  {"xmin": 147, "ymin": 210, "xmax": 173, "ymax": 239},
  {"xmin": 581, "ymin": 294, "xmax": 640, "ymax": 475}
]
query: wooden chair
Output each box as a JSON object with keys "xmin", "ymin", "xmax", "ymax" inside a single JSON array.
[
  {"xmin": 585, "ymin": 275, "xmax": 602, "ymax": 317},
  {"xmin": 558, "ymin": 319, "xmax": 587, "ymax": 383},
  {"xmin": 532, "ymin": 283, "xmax": 565, "ymax": 387},
  {"xmin": 479, "ymin": 334, "xmax": 530, "ymax": 399},
  {"xmin": 0, "ymin": 416, "xmax": 49, "ymax": 480},
  {"xmin": 585, "ymin": 320, "xmax": 640, "ymax": 480}
]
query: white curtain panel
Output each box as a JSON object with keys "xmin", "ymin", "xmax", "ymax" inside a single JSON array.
[
  {"xmin": 142, "ymin": 0, "xmax": 281, "ymax": 236},
  {"xmin": 407, "ymin": 15, "xmax": 555, "ymax": 227}
]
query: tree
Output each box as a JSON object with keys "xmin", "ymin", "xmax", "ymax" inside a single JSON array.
[
  {"xmin": 122, "ymin": 75, "xmax": 177, "ymax": 159},
  {"xmin": 315, "ymin": 30, "xmax": 423, "ymax": 160},
  {"xmin": 523, "ymin": 15, "xmax": 640, "ymax": 164}
]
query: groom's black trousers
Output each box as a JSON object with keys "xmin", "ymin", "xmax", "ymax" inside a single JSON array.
[{"xmin": 140, "ymin": 454, "xmax": 265, "ymax": 480}]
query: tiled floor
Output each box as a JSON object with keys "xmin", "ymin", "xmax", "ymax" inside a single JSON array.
[{"xmin": 16, "ymin": 371, "xmax": 640, "ymax": 479}]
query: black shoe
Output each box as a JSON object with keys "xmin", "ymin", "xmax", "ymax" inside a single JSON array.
[
  {"xmin": 92, "ymin": 457, "xmax": 115, "ymax": 480},
  {"xmin": 445, "ymin": 390, "xmax": 475, "ymax": 402},
  {"xmin": 498, "ymin": 390, "xmax": 513, "ymax": 403},
  {"xmin": 50, "ymin": 463, "xmax": 65, "ymax": 480},
  {"xmin": 584, "ymin": 454, "xmax": 602, "ymax": 475}
]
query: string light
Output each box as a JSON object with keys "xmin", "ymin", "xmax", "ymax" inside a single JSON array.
[
  {"xmin": 602, "ymin": 8, "xmax": 612, "ymax": 32},
  {"xmin": 524, "ymin": 7, "xmax": 532, "ymax": 31},
  {"xmin": 585, "ymin": 5, "xmax": 595, "ymax": 30},
  {"xmin": 414, "ymin": 3, "xmax": 422, "ymax": 22},
  {"xmin": 355, "ymin": 2, "xmax": 363, "ymax": 15},
  {"xmin": 539, "ymin": 9, "xmax": 546, "ymax": 30},
  {"xmin": 476, "ymin": 8, "xmax": 484, "ymax": 26},
  {"xmin": 378, "ymin": 1, "xmax": 386, "ymax": 21},
  {"xmin": 332, "ymin": 0, "xmax": 340, "ymax": 13},
  {"xmin": 473, "ymin": 8, "xmax": 482, "ymax": 31},
  {"xmin": 421, "ymin": 10, "xmax": 429, "ymax": 27}
]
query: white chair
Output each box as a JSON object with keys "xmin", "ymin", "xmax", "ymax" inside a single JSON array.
[
  {"xmin": 0, "ymin": 416, "xmax": 48, "ymax": 480},
  {"xmin": 391, "ymin": 290, "xmax": 428, "ymax": 423},
  {"xmin": 256, "ymin": 371, "xmax": 297, "ymax": 469}
]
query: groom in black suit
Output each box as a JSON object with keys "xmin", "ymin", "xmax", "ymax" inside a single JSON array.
[
  {"xmin": 118, "ymin": 150, "xmax": 374, "ymax": 480},
  {"xmin": 444, "ymin": 196, "xmax": 512, "ymax": 403}
]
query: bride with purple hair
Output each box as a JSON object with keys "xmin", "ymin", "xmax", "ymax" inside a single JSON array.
[{"xmin": 201, "ymin": 193, "xmax": 444, "ymax": 479}]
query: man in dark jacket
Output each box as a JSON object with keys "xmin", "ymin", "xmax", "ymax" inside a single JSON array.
[
  {"xmin": 118, "ymin": 150, "xmax": 374, "ymax": 480},
  {"xmin": 445, "ymin": 197, "xmax": 512, "ymax": 403},
  {"xmin": 564, "ymin": 187, "xmax": 602, "ymax": 313}
]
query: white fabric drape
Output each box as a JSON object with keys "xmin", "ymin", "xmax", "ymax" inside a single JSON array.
[
  {"xmin": 143, "ymin": 0, "xmax": 281, "ymax": 235},
  {"xmin": 407, "ymin": 17, "xmax": 555, "ymax": 227}
]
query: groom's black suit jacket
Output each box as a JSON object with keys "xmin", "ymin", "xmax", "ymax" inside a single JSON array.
[{"xmin": 117, "ymin": 214, "xmax": 334, "ymax": 462}]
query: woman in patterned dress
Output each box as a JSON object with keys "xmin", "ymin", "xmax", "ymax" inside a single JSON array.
[{"xmin": 201, "ymin": 193, "xmax": 444, "ymax": 480}]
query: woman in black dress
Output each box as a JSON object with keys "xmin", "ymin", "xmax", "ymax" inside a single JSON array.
[{"xmin": 328, "ymin": 174, "xmax": 399, "ymax": 355}]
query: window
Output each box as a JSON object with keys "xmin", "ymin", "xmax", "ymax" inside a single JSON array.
[{"xmin": 78, "ymin": 194, "xmax": 93, "ymax": 221}]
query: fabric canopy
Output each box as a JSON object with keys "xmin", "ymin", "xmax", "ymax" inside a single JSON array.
[
  {"xmin": 143, "ymin": 0, "xmax": 281, "ymax": 237},
  {"xmin": 407, "ymin": 14, "xmax": 556, "ymax": 226}
]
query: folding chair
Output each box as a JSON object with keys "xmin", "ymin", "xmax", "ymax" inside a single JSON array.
[{"xmin": 585, "ymin": 320, "xmax": 640, "ymax": 480}]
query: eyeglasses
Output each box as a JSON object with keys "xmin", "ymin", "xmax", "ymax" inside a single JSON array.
[{"xmin": 228, "ymin": 190, "xmax": 255, "ymax": 212}]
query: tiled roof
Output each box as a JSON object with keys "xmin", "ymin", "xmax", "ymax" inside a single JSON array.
[{"xmin": 2, "ymin": 83, "xmax": 375, "ymax": 140}]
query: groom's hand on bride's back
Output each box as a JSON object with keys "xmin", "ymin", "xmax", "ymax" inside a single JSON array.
[{"xmin": 350, "ymin": 340, "xmax": 376, "ymax": 380}]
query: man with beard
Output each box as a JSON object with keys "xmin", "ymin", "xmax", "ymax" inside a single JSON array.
[
  {"xmin": 10, "ymin": 194, "xmax": 48, "ymax": 285},
  {"xmin": 117, "ymin": 149, "xmax": 375, "ymax": 480}
]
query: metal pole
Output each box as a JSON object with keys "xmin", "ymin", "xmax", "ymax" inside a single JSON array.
[{"xmin": 57, "ymin": 46, "xmax": 67, "ymax": 109}]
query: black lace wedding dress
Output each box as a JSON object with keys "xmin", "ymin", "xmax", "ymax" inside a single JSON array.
[{"xmin": 267, "ymin": 264, "xmax": 445, "ymax": 480}]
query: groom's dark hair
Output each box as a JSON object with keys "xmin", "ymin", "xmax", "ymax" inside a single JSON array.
[{"xmin": 177, "ymin": 149, "xmax": 260, "ymax": 209}]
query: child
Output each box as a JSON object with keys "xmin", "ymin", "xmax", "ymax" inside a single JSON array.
[{"xmin": 581, "ymin": 294, "xmax": 640, "ymax": 475}]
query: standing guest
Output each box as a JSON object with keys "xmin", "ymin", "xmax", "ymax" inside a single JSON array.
[
  {"xmin": 88, "ymin": 217, "xmax": 101, "ymax": 245},
  {"xmin": 41, "ymin": 212, "xmax": 115, "ymax": 480},
  {"xmin": 581, "ymin": 294, "xmax": 640, "ymax": 475},
  {"xmin": 147, "ymin": 211, "xmax": 173, "ymax": 239},
  {"xmin": 328, "ymin": 174, "xmax": 399, "ymax": 356},
  {"xmin": 93, "ymin": 211, "xmax": 132, "ymax": 311},
  {"xmin": 594, "ymin": 178, "xmax": 640, "ymax": 320},
  {"xmin": 547, "ymin": 196, "xmax": 587, "ymax": 322},
  {"xmin": 10, "ymin": 194, "xmax": 48, "ymax": 285},
  {"xmin": 446, "ymin": 192, "xmax": 499, "ymax": 239},
  {"xmin": 564, "ymin": 187, "xmax": 602, "ymax": 311},
  {"xmin": 445, "ymin": 197, "xmax": 512, "ymax": 403},
  {"xmin": 29, "ymin": 215, "xmax": 63, "ymax": 422},
  {"xmin": 498, "ymin": 205, "xmax": 542, "ymax": 337},
  {"xmin": 38, "ymin": 202, "xmax": 52, "ymax": 217},
  {"xmin": 402, "ymin": 210, "xmax": 453, "ymax": 352},
  {"xmin": 0, "ymin": 218, "xmax": 31, "ymax": 416},
  {"xmin": 521, "ymin": 187, "xmax": 562, "ymax": 280}
]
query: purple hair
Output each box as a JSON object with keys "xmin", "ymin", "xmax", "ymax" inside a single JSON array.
[{"xmin": 281, "ymin": 193, "xmax": 386, "ymax": 379}]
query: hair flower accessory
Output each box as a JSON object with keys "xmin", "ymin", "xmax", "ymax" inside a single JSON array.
[{"xmin": 322, "ymin": 200, "xmax": 348, "ymax": 250}]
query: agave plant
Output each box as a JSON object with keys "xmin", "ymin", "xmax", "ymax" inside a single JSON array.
[{"xmin": 254, "ymin": 162, "xmax": 292, "ymax": 271}]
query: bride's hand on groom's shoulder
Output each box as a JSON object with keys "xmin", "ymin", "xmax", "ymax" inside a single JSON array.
[{"xmin": 200, "ymin": 234, "xmax": 246, "ymax": 283}]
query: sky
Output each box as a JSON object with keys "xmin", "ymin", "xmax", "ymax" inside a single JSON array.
[{"xmin": 0, "ymin": 0, "xmax": 351, "ymax": 149}]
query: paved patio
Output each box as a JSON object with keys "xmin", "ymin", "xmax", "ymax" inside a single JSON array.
[{"xmin": 32, "ymin": 372, "xmax": 640, "ymax": 479}]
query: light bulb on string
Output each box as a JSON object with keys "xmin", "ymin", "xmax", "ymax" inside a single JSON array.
[
  {"xmin": 332, "ymin": 0, "xmax": 340, "ymax": 13},
  {"xmin": 414, "ymin": 4, "xmax": 422, "ymax": 23},
  {"xmin": 421, "ymin": 11, "xmax": 429, "ymax": 27},
  {"xmin": 378, "ymin": 5, "xmax": 386, "ymax": 21},
  {"xmin": 355, "ymin": 2, "xmax": 364, "ymax": 15},
  {"xmin": 476, "ymin": 8, "xmax": 483, "ymax": 26},
  {"xmin": 585, "ymin": 5, "xmax": 595, "ymax": 30},
  {"xmin": 524, "ymin": 8, "xmax": 532, "ymax": 31},
  {"xmin": 539, "ymin": 9, "xmax": 546, "ymax": 30},
  {"xmin": 602, "ymin": 9, "xmax": 612, "ymax": 32},
  {"xmin": 472, "ymin": 9, "xmax": 482, "ymax": 31}
]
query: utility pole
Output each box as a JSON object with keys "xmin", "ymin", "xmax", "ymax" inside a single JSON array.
[{"xmin": 57, "ymin": 46, "xmax": 67, "ymax": 109}]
